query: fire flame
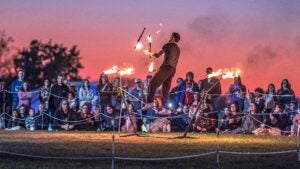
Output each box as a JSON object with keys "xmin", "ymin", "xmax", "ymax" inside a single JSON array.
[
  {"xmin": 119, "ymin": 67, "xmax": 134, "ymax": 76},
  {"xmin": 207, "ymin": 69, "xmax": 222, "ymax": 78},
  {"xmin": 135, "ymin": 42, "xmax": 143, "ymax": 50},
  {"xmin": 103, "ymin": 65, "xmax": 118, "ymax": 75},
  {"xmin": 147, "ymin": 35, "xmax": 152, "ymax": 43},
  {"xmin": 148, "ymin": 61, "xmax": 155, "ymax": 73},
  {"xmin": 222, "ymin": 69, "xmax": 241, "ymax": 79},
  {"xmin": 207, "ymin": 68, "xmax": 241, "ymax": 79},
  {"xmin": 103, "ymin": 65, "xmax": 134, "ymax": 76}
]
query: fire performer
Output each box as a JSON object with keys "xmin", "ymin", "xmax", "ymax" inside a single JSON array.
[{"xmin": 146, "ymin": 32, "xmax": 181, "ymax": 107}]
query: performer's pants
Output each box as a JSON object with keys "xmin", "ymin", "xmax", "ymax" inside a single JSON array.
[{"xmin": 147, "ymin": 66, "xmax": 176, "ymax": 104}]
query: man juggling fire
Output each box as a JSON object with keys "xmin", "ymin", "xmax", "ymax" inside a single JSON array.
[{"xmin": 145, "ymin": 32, "xmax": 181, "ymax": 107}]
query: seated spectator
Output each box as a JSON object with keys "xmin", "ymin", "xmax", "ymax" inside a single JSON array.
[
  {"xmin": 5, "ymin": 109, "xmax": 22, "ymax": 131},
  {"xmin": 253, "ymin": 113, "xmax": 281, "ymax": 136},
  {"xmin": 287, "ymin": 101, "xmax": 298, "ymax": 126},
  {"xmin": 231, "ymin": 103, "xmax": 261, "ymax": 134},
  {"xmin": 92, "ymin": 105, "xmax": 102, "ymax": 131},
  {"xmin": 77, "ymin": 103, "xmax": 95, "ymax": 131},
  {"xmin": 273, "ymin": 102, "xmax": 289, "ymax": 131},
  {"xmin": 18, "ymin": 104, "xmax": 28, "ymax": 128},
  {"xmin": 53, "ymin": 99, "xmax": 78, "ymax": 130},
  {"xmin": 35, "ymin": 103, "xmax": 49, "ymax": 130},
  {"xmin": 290, "ymin": 113, "xmax": 300, "ymax": 136},
  {"xmin": 68, "ymin": 92, "xmax": 78, "ymax": 112},
  {"xmin": 194, "ymin": 103, "xmax": 216, "ymax": 132},
  {"xmin": 172, "ymin": 104, "xmax": 190, "ymax": 131},
  {"xmin": 0, "ymin": 114, "xmax": 4, "ymax": 129},
  {"xmin": 121, "ymin": 103, "xmax": 137, "ymax": 133},
  {"xmin": 25, "ymin": 108, "xmax": 36, "ymax": 131},
  {"xmin": 149, "ymin": 107, "xmax": 172, "ymax": 133},
  {"xmin": 103, "ymin": 105, "xmax": 118, "ymax": 130},
  {"xmin": 220, "ymin": 103, "xmax": 242, "ymax": 132}
]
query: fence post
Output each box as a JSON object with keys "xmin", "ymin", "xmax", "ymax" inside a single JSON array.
[
  {"xmin": 297, "ymin": 126, "xmax": 300, "ymax": 162},
  {"xmin": 112, "ymin": 117, "xmax": 116, "ymax": 169},
  {"xmin": 216, "ymin": 126, "xmax": 220, "ymax": 169}
]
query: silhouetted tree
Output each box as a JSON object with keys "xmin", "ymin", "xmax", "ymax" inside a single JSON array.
[
  {"xmin": 13, "ymin": 39, "xmax": 84, "ymax": 89},
  {"xmin": 0, "ymin": 30, "xmax": 15, "ymax": 80}
]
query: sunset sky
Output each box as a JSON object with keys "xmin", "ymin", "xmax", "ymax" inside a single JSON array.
[{"xmin": 1, "ymin": 0, "xmax": 299, "ymax": 94}]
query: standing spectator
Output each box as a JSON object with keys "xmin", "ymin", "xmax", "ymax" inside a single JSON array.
[
  {"xmin": 111, "ymin": 77, "xmax": 122, "ymax": 112},
  {"xmin": 178, "ymin": 72, "xmax": 199, "ymax": 106},
  {"xmin": 169, "ymin": 77, "xmax": 183, "ymax": 108},
  {"xmin": 228, "ymin": 76, "xmax": 246, "ymax": 111},
  {"xmin": 277, "ymin": 79, "xmax": 295, "ymax": 106},
  {"xmin": 142, "ymin": 75, "xmax": 152, "ymax": 103},
  {"xmin": 97, "ymin": 73, "xmax": 113, "ymax": 119},
  {"xmin": 199, "ymin": 67, "xmax": 222, "ymax": 111},
  {"xmin": 79, "ymin": 79, "xmax": 94, "ymax": 107},
  {"xmin": 264, "ymin": 83, "xmax": 277, "ymax": 113},
  {"xmin": 49, "ymin": 75, "xmax": 69, "ymax": 113},
  {"xmin": 18, "ymin": 81, "xmax": 32, "ymax": 108},
  {"xmin": 128, "ymin": 78, "xmax": 143, "ymax": 120},
  {"xmin": 10, "ymin": 69, "xmax": 25, "ymax": 109},
  {"xmin": 53, "ymin": 99, "xmax": 77, "ymax": 130},
  {"xmin": 254, "ymin": 88, "xmax": 265, "ymax": 113},
  {"xmin": 39, "ymin": 79, "xmax": 51, "ymax": 111}
]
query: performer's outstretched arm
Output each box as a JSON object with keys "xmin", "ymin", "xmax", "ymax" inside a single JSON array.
[{"xmin": 152, "ymin": 50, "xmax": 163, "ymax": 58}]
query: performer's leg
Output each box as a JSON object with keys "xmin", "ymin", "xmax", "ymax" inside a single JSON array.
[
  {"xmin": 147, "ymin": 68, "xmax": 166, "ymax": 103},
  {"xmin": 162, "ymin": 68, "xmax": 176, "ymax": 105}
]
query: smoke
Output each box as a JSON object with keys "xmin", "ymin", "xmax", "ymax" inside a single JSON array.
[
  {"xmin": 246, "ymin": 45, "xmax": 282, "ymax": 70},
  {"xmin": 188, "ymin": 13, "xmax": 231, "ymax": 41}
]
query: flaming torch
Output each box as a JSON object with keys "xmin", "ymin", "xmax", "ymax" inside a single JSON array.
[
  {"xmin": 148, "ymin": 61, "xmax": 156, "ymax": 73},
  {"xmin": 147, "ymin": 35, "xmax": 152, "ymax": 52},
  {"xmin": 134, "ymin": 27, "xmax": 146, "ymax": 50}
]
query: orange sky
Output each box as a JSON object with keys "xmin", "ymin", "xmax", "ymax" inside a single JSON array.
[{"xmin": 0, "ymin": 0, "xmax": 299, "ymax": 95}]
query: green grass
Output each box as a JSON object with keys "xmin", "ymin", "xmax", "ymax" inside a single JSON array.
[{"xmin": 0, "ymin": 131, "xmax": 299, "ymax": 169}]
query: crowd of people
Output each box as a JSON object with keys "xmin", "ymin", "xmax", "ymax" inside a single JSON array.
[{"xmin": 0, "ymin": 68, "xmax": 299, "ymax": 136}]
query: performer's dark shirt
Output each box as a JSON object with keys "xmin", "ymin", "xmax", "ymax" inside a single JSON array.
[{"xmin": 161, "ymin": 43, "xmax": 180, "ymax": 69}]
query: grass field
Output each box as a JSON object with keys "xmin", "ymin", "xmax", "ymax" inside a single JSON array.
[{"xmin": 0, "ymin": 131, "xmax": 299, "ymax": 169}]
